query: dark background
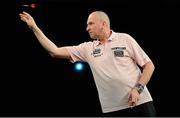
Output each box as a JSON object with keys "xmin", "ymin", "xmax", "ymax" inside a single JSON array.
[{"xmin": 1, "ymin": 0, "xmax": 180, "ymax": 116}]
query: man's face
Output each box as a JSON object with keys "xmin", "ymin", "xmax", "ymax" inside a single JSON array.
[{"xmin": 86, "ymin": 14, "xmax": 103, "ymax": 39}]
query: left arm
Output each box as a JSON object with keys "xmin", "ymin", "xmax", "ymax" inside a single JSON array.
[
  {"xmin": 137, "ymin": 61, "xmax": 155, "ymax": 86},
  {"xmin": 128, "ymin": 61, "xmax": 155, "ymax": 107}
]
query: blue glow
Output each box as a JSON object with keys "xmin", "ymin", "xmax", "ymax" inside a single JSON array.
[{"xmin": 74, "ymin": 62, "xmax": 84, "ymax": 71}]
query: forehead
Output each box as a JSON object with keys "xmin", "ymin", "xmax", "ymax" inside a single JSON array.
[{"xmin": 87, "ymin": 14, "xmax": 98, "ymax": 23}]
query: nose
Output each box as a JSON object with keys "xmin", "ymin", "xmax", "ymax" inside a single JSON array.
[{"xmin": 86, "ymin": 26, "xmax": 90, "ymax": 32}]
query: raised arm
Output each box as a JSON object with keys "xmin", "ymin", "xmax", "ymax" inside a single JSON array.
[{"xmin": 19, "ymin": 11, "xmax": 71, "ymax": 59}]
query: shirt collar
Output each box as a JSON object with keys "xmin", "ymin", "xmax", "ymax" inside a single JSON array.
[
  {"xmin": 95, "ymin": 30, "xmax": 115, "ymax": 46},
  {"xmin": 108, "ymin": 30, "xmax": 116, "ymax": 41}
]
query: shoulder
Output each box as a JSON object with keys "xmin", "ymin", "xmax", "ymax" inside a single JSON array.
[
  {"xmin": 112, "ymin": 31, "xmax": 134, "ymax": 42},
  {"xmin": 79, "ymin": 41, "xmax": 93, "ymax": 46},
  {"xmin": 114, "ymin": 32, "xmax": 133, "ymax": 39},
  {"xmin": 75, "ymin": 41, "xmax": 94, "ymax": 49}
]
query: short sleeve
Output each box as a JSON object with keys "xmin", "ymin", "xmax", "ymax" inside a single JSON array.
[
  {"xmin": 125, "ymin": 34, "xmax": 151, "ymax": 67},
  {"xmin": 65, "ymin": 42, "xmax": 88, "ymax": 63}
]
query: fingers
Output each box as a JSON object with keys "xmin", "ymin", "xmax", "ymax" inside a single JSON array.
[
  {"xmin": 19, "ymin": 11, "xmax": 31, "ymax": 18},
  {"xmin": 128, "ymin": 98, "xmax": 136, "ymax": 107},
  {"xmin": 19, "ymin": 11, "xmax": 32, "ymax": 22},
  {"xmin": 130, "ymin": 98, "xmax": 138, "ymax": 107},
  {"xmin": 128, "ymin": 88, "xmax": 140, "ymax": 108},
  {"xmin": 19, "ymin": 14, "xmax": 28, "ymax": 22},
  {"xmin": 128, "ymin": 94, "xmax": 139, "ymax": 108},
  {"xmin": 22, "ymin": 11, "xmax": 31, "ymax": 16},
  {"xmin": 128, "ymin": 100, "xmax": 136, "ymax": 108},
  {"xmin": 19, "ymin": 11, "xmax": 29, "ymax": 15}
]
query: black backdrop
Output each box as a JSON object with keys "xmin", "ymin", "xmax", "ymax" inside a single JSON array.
[{"xmin": 1, "ymin": 0, "xmax": 180, "ymax": 116}]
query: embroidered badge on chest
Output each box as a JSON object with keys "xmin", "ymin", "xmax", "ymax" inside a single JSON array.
[
  {"xmin": 93, "ymin": 49, "xmax": 101, "ymax": 54},
  {"xmin": 92, "ymin": 49, "xmax": 103, "ymax": 57},
  {"xmin": 114, "ymin": 50, "xmax": 124, "ymax": 57},
  {"xmin": 111, "ymin": 47, "xmax": 126, "ymax": 57}
]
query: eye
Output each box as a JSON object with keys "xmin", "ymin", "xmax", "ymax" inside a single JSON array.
[{"xmin": 88, "ymin": 22, "xmax": 94, "ymax": 25}]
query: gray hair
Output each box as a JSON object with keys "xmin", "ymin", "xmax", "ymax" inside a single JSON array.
[{"xmin": 91, "ymin": 11, "xmax": 110, "ymax": 28}]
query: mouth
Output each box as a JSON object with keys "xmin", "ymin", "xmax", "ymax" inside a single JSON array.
[{"xmin": 89, "ymin": 32, "xmax": 93, "ymax": 34}]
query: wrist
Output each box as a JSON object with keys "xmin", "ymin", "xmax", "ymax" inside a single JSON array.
[{"xmin": 134, "ymin": 83, "xmax": 144, "ymax": 94}]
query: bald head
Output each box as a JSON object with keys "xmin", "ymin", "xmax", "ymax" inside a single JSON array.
[
  {"xmin": 86, "ymin": 11, "xmax": 111, "ymax": 40},
  {"xmin": 89, "ymin": 11, "xmax": 110, "ymax": 28}
]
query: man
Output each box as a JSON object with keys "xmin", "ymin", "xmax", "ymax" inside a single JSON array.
[{"xmin": 19, "ymin": 11, "xmax": 156, "ymax": 116}]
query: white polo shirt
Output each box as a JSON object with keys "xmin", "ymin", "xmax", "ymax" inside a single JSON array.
[{"xmin": 66, "ymin": 31, "xmax": 153, "ymax": 113}]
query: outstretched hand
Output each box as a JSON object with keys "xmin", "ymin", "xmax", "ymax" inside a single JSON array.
[{"xmin": 19, "ymin": 11, "xmax": 37, "ymax": 29}]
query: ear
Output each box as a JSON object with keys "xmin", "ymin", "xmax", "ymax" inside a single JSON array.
[{"xmin": 102, "ymin": 21, "xmax": 107, "ymax": 26}]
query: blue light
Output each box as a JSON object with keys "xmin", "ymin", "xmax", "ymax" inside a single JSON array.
[{"xmin": 74, "ymin": 62, "xmax": 84, "ymax": 71}]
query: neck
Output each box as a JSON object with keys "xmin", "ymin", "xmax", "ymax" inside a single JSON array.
[{"xmin": 99, "ymin": 29, "xmax": 111, "ymax": 44}]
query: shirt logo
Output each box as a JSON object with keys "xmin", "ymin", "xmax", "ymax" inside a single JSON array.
[
  {"xmin": 111, "ymin": 47, "xmax": 126, "ymax": 57},
  {"xmin": 93, "ymin": 49, "xmax": 101, "ymax": 54},
  {"xmin": 92, "ymin": 49, "xmax": 103, "ymax": 57}
]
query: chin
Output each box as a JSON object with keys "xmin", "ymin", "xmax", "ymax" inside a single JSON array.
[{"xmin": 90, "ymin": 35, "xmax": 96, "ymax": 39}]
